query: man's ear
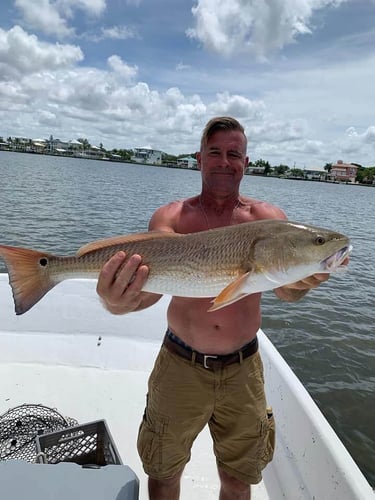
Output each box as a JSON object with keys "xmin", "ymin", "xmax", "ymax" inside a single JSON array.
[
  {"xmin": 196, "ymin": 151, "xmax": 201, "ymax": 170},
  {"xmin": 242, "ymin": 156, "xmax": 249, "ymax": 173}
]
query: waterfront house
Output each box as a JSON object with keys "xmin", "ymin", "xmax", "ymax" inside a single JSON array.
[
  {"xmin": 46, "ymin": 138, "xmax": 70, "ymax": 154},
  {"xmin": 76, "ymin": 145, "xmax": 106, "ymax": 160},
  {"xmin": 329, "ymin": 160, "xmax": 358, "ymax": 183},
  {"xmin": 8, "ymin": 137, "xmax": 29, "ymax": 151},
  {"xmin": 247, "ymin": 165, "xmax": 265, "ymax": 175},
  {"xmin": 68, "ymin": 139, "xmax": 84, "ymax": 153},
  {"xmin": 31, "ymin": 140, "xmax": 47, "ymax": 153},
  {"xmin": 131, "ymin": 147, "xmax": 162, "ymax": 165},
  {"xmin": 304, "ymin": 169, "xmax": 327, "ymax": 181},
  {"xmin": 177, "ymin": 156, "xmax": 198, "ymax": 169}
]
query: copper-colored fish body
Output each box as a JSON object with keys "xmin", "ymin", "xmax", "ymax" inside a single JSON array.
[{"xmin": 0, "ymin": 220, "xmax": 351, "ymax": 315}]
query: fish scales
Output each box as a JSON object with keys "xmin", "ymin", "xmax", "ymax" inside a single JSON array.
[
  {"xmin": 78, "ymin": 225, "xmax": 259, "ymax": 297},
  {"xmin": 0, "ymin": 219, "xmax": 351, "ymax": 315}
]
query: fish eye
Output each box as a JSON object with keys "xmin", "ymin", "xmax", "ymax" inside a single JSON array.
[
  {"xmin": 315, "ymin": 236, "xmax": 326, "ymax": 245},
  {"xmin": 39, "ymin": 257, "xmax": 48, "ymax": 267}
]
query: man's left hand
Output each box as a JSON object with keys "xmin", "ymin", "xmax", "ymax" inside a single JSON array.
[{"xmin": 274, "ymin": 257, "xmax": 349, "ymax": 302}]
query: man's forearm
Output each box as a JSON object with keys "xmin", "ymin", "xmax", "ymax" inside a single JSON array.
[
  {"xmin": 274, "ymin": 271, "xmax": 331, "ymax": 302},
  {"xmin": 274, "ymin": 286, "xmax": 310, "ymax": 302},
  {"xmin": 134, "ymin": 292, "xmax": 163, "ymax": 311}
]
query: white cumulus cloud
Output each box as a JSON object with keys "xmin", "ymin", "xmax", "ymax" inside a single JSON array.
[
  {"xmin": 363, "ymin": 126, "xmax": 375, "ymax": 144},
  {"xmin": 15, "ymin": 0, "xmax": 73, "ymax": 37},
  {"xmin": 187, "ymin": 0, "xmax": 349, "ymax": 59},
  {"xmin": 0, "ymin": 26, "xmax": 83, "ymax": 79},
  {"xmin": 107, "ymin": 55, "xmax": 138, "ymax": 82},
  {"xmin": 15, "ymin": 0, "xmax": 106, "ymax": 38},
  {"xmin": 208, "ymin": 91, "xmax": 265, "ymax": 119},
  {"xmin": 100, "ymin": 25, "xmax": 139, "ymax": 40}
]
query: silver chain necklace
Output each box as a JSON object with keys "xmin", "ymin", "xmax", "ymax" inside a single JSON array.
[{"xmin": 199, "ymin": 195, "xmax": 240, "ymax": 229}]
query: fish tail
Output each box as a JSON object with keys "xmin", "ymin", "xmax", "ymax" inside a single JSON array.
[{"xmin": 0, "ymin": 245, "xmax": 58, "ymax": 315}]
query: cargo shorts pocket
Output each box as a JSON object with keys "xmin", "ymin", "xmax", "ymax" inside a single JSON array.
[
  {"xmin": 258, "ymin": 408, "xmax": 276, "ymax": 470},
  {"xmin": 137, "ymin": 404, "xmax": 170, "ymax": 476},
  {"xmin": 149, "ymin": 346, "xmax": 172, "ymax": 389}
]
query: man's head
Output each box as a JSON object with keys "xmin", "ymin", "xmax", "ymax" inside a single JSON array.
[
  {"xmin": 197, "ymin": 117, "xmax": 249, "ymax": 197},
  {"xmin": 200, "ymin": 116, "xmax": 247, "ymax": 151}
]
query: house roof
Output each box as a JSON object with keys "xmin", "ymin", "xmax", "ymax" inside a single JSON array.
[{"xmin": 178, "ymin": 156, "xmax": 196, "ymax": 161}]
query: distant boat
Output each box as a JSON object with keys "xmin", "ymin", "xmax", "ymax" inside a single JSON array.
[{"xmin": 0, "ymin": 276, "xmax": 373, "ymax": 499}]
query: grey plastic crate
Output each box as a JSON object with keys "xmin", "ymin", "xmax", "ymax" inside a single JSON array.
[{"xmin": 36, "ymin": 420, "xmax": 122, "ymax": 466}]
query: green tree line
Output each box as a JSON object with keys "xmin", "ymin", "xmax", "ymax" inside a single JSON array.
[{"xmin": 355, "ymin": 166, "xmax": 375, "ymax": 184}]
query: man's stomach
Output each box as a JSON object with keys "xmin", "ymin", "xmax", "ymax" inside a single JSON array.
[{"xmin": 166, "ymin": 294, "xmax": 262, "ymax": 354}]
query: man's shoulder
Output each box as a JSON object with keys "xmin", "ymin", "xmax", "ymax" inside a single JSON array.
[
  {"xmin": 153, "ymin": 197, "xmax": 194, "ymax": 216},
  {"xmin": 242, "ymin": 197, "xmax": 287, "ymax": 220},
  {"xmin": 155, "ymin": 199, "xmax": 183, "ymax": 211},
  {"xmin": 149, "ymin": 198, "xmax": 196, "ymax": 232}
]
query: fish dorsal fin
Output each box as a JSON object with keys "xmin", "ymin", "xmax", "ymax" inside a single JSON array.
[
  {"xmin": 77, "ymin": 231, "xmax": 181, "ymax": 256},
  {"xmin": 208, "ymin": 272, "xmax": 251, "ymax": 312}
]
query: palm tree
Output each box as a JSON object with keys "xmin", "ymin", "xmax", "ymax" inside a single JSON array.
[{"xmin": 324, "ymin": 163, "xmax": 332, "ymax": 173}]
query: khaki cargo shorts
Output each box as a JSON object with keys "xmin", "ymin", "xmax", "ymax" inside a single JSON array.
[{"xmin": 137, "ymin": 342, "xmax": 275, "ymax": 484}]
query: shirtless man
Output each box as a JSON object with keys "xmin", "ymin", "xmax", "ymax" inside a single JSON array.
[{"xmin": 97, "ymin": 117, "xmax": 329, "ymax": 499}]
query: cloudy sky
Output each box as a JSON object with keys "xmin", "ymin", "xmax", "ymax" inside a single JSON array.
[{"xmin": 1, "ymin": 0, "xmax": 375, "ymax": 167}]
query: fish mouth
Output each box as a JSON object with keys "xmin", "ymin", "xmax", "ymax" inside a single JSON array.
[{"xmin": 322, "ymin": 244, "xmax": 352, "ymax": 271}]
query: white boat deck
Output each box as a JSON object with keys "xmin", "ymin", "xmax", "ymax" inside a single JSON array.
[
  {"xmin": 0, "ymin": 275, "xmax": 373, "ymax": 500},
  {"xmin": 0, "ymin": 362, "xmax": 239, "ymax": 499}
]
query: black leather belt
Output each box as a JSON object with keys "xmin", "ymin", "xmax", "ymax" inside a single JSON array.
[{"xmin": 163, "ymin": 329, "xmax": 258, "ymax": 370}]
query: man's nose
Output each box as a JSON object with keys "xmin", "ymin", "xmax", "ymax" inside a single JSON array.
[{"xmin": 218, "ymin": 153, "xmax": 230, "ymax": 166}]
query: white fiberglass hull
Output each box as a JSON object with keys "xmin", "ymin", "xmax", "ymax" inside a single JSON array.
[{"xmin": 0, "ymin": 275, "xmax": 373, "ymax": 499}]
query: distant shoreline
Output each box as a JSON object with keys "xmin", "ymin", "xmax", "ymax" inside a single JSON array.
[{"xmin": 1, "ymin": 149, "xmax": 373, "ymax": 187}]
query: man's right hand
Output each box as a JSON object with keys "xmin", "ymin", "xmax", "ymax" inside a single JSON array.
[{"xmin": 96, "ymin": 251, "xmax": 150, "ymax": 314}]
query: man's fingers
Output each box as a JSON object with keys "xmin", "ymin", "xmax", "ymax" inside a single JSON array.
[
  {"xmin": 96, "ymin": 252, "xmax": 149, "ymax": 310},
  {"xmin": 97, "ymin": 251, "xmax": 127, "ymax": 291},
  {"xmin": 287, "ymin": 273, "xmax": 330, "ymax": 290},
  {"xmin": 112, "ymin": 254, "xmax": 142, "ymax": 292},
  {"xmin": 124, "ymin": 264, "xmax": 149, "ymax": 295}
]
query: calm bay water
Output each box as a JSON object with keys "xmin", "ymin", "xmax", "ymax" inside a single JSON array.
[{"xmin": 1, "ymin": 151, "xmax": 374, "ymax": 484}]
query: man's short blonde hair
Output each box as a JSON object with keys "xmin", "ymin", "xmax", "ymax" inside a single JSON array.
[{"xmin": 200, "ymin": 116, "xmax": 247, "ymax": 150}]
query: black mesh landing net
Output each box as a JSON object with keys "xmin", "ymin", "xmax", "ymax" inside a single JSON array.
[{"xmin": 0, "ymin": 404, "xmax": 78, "ymax": 462}]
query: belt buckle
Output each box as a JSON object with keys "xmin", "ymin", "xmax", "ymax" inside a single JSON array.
[{"xmin": 203, "ymin": 354, "xmax": 218, "ymax": 369}]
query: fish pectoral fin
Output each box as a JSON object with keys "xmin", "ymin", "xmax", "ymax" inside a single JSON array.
[{"xmin": 208, "ymin": 272, "xmax": 251, "ymax": 312}]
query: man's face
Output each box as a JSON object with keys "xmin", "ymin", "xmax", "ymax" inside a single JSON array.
[{"xmin": 197, "ymin": 129, "xmax": 249, "ymax": 196}]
